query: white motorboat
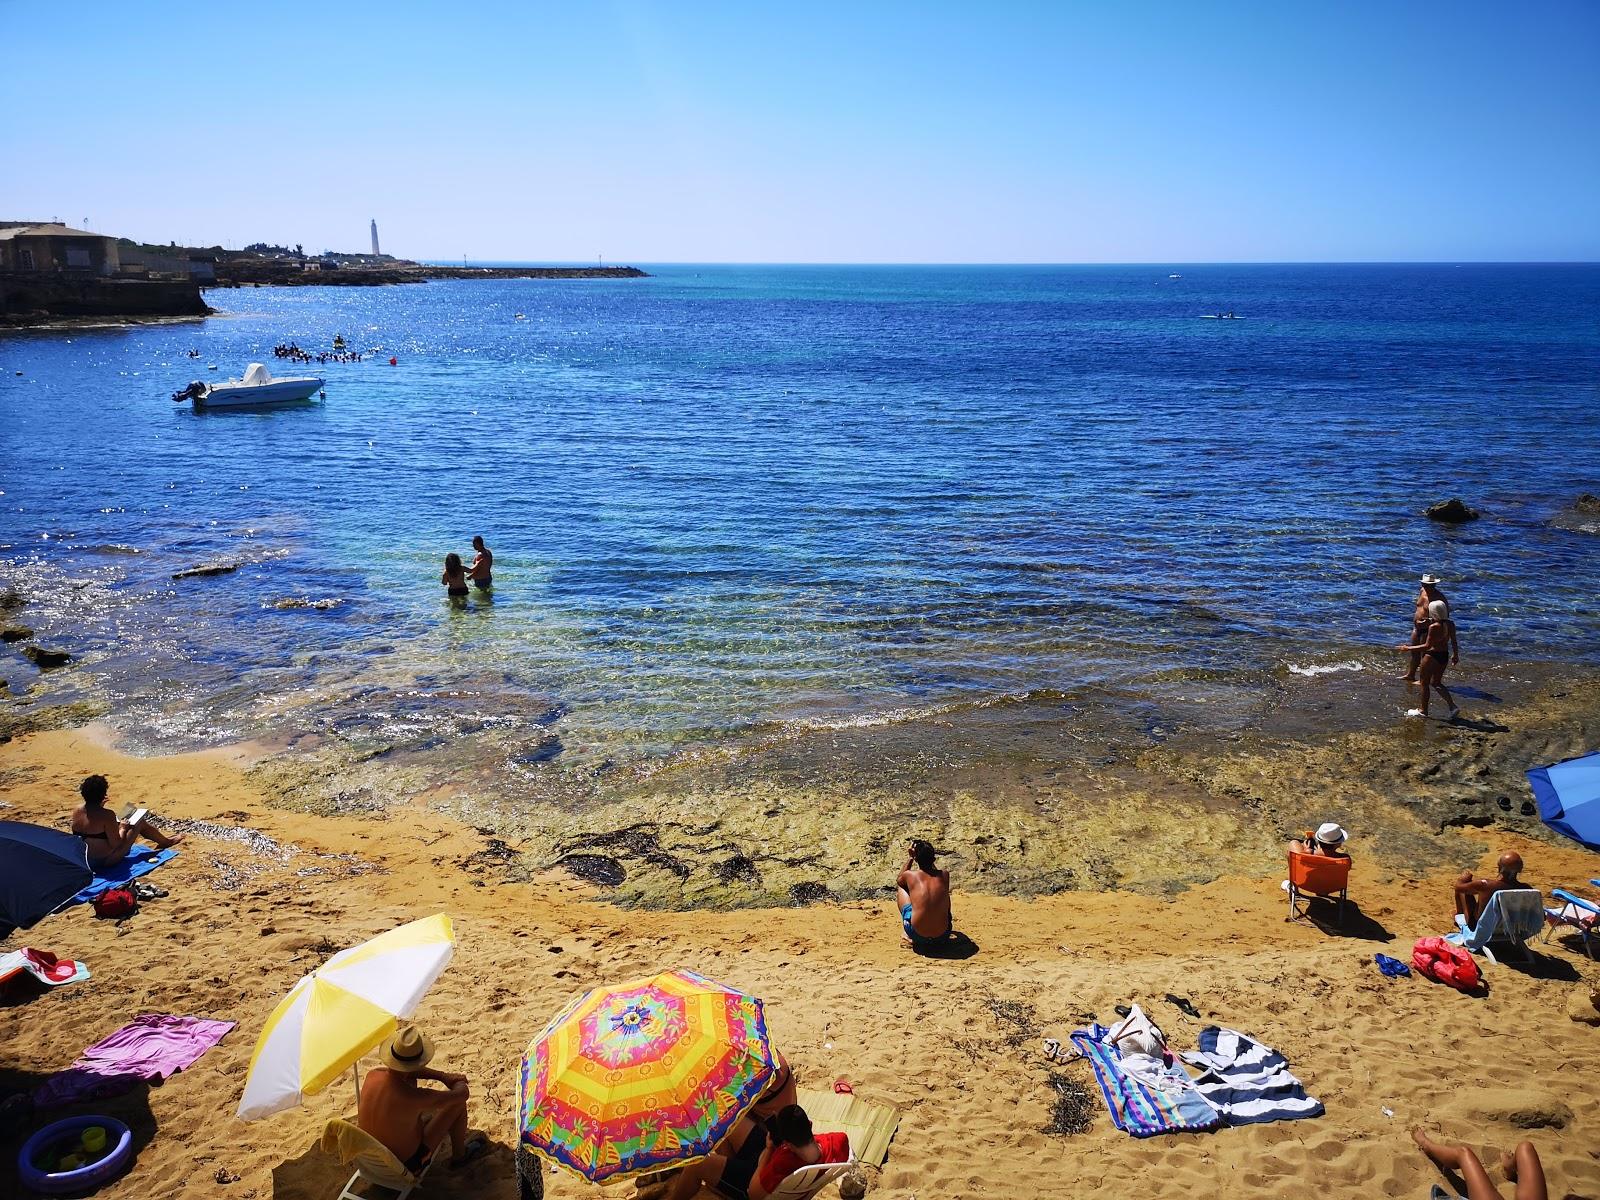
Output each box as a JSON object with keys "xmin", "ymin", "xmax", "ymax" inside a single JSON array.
[{"xmin": 174, "ymin": 363, "xmax": 324, "ymax": 409}]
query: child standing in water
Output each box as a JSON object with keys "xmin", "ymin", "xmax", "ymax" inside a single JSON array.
[{"xmin": 441, "ymin": 552, "xmax": 469, "ymax": 602}]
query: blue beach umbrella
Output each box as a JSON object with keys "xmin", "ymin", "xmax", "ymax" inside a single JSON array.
[
  {"xmin": 1527, "ymin": 751, "xmax": 1600, "ymax": 851},
  {"xmin": 0, "ymin": 820, "xmax": 92, "ymax": 939}
]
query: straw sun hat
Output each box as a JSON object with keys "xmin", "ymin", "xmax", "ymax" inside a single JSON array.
[{"xmin": 379, "ymin": 1025, "xmax": 435, "ymax": 1073}]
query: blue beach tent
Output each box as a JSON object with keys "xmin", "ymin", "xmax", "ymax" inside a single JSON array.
[{"xmin": 1528, "ymin": 751, "xmax": 1600, "ymax": 851}]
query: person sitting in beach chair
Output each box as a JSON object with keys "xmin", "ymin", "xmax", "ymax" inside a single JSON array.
[
  {"xmin": 1450, "ymin": 883, "xmax": 1546, "ymax": 964},
  {"xmin": 1289, "ymin": 822, "xmax": 1350, "ymax": 859},
  {"xmin": 659, "ymin": 1104, "xmax": 849, "ymax": 1200},
  {"xmin": 357, "ymin": 1026, "xmax": 486, "ymax": 1176},
  {"xmin": 70, "ymin": 775, "xmax": 183, "ymax": 867},
  {"xmin": 1454, "ymin": 852, "xmax": 1534, "ymax": 928},
  {"xmin": 896, "ymin": 839, "xmax": 953, "ymax": 951}
]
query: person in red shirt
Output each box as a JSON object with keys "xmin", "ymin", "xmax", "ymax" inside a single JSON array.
[
  {"xmin": 656, "ymin": 1103, "xmax": 847, "ymax": 1200},
  {"xmin": 755, "ymin": 1105, "xmax": 849, "ymax": 1197}
]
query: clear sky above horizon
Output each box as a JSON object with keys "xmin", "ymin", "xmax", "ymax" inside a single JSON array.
[{"xmin": 4, "ymin": 1, "xmax": 1597, "ymax": 263}]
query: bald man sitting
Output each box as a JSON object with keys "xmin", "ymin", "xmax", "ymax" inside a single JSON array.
[{"xmin": 1454, "ymin": 852, "xmax": 1534, "ymax": 928}]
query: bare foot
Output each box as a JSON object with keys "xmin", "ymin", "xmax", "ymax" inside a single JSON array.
[{"xmin": 157, "ymin": 832, "xmax": 186, "ymax": 849}]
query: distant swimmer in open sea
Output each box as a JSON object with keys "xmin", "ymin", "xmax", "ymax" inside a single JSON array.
[
  {"xmin": 466, "ymin": 535, "xmax": 492, "ymax": 590},
  {"xmin": 896, "ymin": 838, "xmax": 953, "ymax": 951},
  {"xmin": 1397, "ymin": 599, "xmax": 1459, "ymax": 719},
  {"xmin": 1402, "ymin": 574, "xmax": 1450, "ymax": 683},
  {"xmin": 441, "ymin": 552, "xmax": 469, "ymax": 603}
]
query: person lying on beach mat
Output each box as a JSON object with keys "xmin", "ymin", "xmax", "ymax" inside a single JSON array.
[
  {"xmin": 896, "ymin": 839, "xmax": 953, "ymax": 951},
  {"xmin": 359, "ymin": 1025, "xmax": 487, "ymax": 1172},
  {"xmin": 71, "ymin": 775, "xmax": 183, "ymax": 867}
]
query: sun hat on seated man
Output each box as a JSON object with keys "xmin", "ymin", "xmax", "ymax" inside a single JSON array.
[
  {"xmin": 380, "ymin": 1025, "xmax": 435, "ymax": 1073},
  {"xmin": 1420, "ymin": 573, "xmax": 1442, "ymax": 585},
  {"xmin": 1314, "ymin": 822, "xmax": 1348, "ymax": 848}
]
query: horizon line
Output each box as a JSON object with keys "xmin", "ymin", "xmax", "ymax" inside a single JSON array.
[{"xmin": 420, "ymin": 258, "xmax": 1600, "ymax": 268}]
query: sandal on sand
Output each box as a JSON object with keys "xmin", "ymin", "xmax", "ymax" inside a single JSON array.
[{"xmin": 451, "ymin": 1133, "xmax": 489, "ymax": 1168}]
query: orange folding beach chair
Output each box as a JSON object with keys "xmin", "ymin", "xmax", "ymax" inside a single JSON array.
[{"xmin": 1286, "ymin": 851, "xmax": 1350, "ymax": 928}]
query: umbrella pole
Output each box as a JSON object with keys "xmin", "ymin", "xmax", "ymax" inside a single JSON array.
[{"xmin": 353, "ymin": 1063, "xmax": 362, "ymax": 1116}]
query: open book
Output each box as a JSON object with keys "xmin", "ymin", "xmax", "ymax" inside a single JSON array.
[{"xmin": 119, "ymin": 805, "xmax": 149, "ymax": 827}]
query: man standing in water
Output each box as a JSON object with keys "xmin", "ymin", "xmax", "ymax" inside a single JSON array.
[
  {"xmin": 1402, "ymin": 574, "xmax": 1449, "ymax": 683},
  {"xmin": 896, "ymin": 839, "xmax": 953, "ymax": 950},
  {"xmin": 467, "ymin": 535, "xmax": 493, "ymax": 591}
]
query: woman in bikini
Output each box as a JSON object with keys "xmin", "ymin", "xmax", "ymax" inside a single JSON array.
[
  {"xmin": 441, "ymin": 552, "xmax": 470, "ymax": 603},
  {"xmin": 1396, "ymin": 600, "xmax": 1459, "ymax": 720},
  {"xmin": 70, "ymin": 775, "xmax": 183, "ymax": 866}
]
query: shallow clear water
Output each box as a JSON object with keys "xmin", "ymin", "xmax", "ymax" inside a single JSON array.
[{"xmin": 2, "ymin": 264, "xmax": 1597, "ymax": 774}]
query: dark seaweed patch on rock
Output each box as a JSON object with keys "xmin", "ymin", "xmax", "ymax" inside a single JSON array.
[
  {"xmin": 714, "ymin": 854, "xmax": 761, "ymax": 886},
  {"xmin": 460, "ymin": 837, "xmax": 519, "ymax": 875},
  {"xmin": 556, "ymin": 854, "xmax": 627, "ymax": 887},
  {"xmin": 555, "ymin": 824, "xmax": 692, "ymax": 880},
  {"xmin": 788, "ymin": 881, "xmax": 832, "ymax": 906}
]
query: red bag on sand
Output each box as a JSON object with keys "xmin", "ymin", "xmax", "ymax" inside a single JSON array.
[
  {"xmin": 1412, "ymin": 936, "xmax": 1481, "ymax": 992},
  {"xmin": 91, "ymin": 886, "xmax": 137, "ymax": 920}
]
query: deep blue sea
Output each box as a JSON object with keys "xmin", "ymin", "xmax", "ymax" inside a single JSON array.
[{"xmin": 2, "ymin": 264, "xmax": 1597, "ymax": 780}]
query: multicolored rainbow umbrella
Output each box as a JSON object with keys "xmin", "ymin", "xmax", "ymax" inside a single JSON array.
[{"xmin": 518, "ymin": 968, "xmax": 775, "ymax": 1184}]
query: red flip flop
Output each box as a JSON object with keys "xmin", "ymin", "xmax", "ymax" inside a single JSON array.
[{"xmin": 832, "ymin": 1078, "xmax": 853, "ymax": 1095}]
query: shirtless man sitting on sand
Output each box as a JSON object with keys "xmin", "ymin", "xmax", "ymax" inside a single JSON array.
[
  {"xmin": 896, "ymin": 839, "xmax": 952, "ymax": 950},
  {"xmin": 1455, "ymin": 851, "xmax": 1534, "ymax": 928},
  {"xmin": 70, "ymin": 775, "xmax": 183, "ymax": 866},
  {"xmin": 358, "ymin": 1026, "xmax": 486, "ymax": 1173}
]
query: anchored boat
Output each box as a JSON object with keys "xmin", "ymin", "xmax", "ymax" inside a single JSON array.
[{"xmin": 173, "ymin": 363, "xmax": 324, "ymax": 409}]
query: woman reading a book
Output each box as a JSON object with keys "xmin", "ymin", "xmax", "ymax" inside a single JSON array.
[{"xmin": 71, "ymin": 774, "xmax": 184, "ymax": 866}]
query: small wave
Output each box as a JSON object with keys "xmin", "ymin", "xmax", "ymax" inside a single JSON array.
[{"xmin": 1287, "ymin": 660, "xmax": 1364, "ymax": 677}]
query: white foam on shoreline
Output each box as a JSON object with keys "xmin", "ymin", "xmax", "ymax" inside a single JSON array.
[{"xmin": 1287, "ymin": 660, "xmax": 1365, "ymax": 677}]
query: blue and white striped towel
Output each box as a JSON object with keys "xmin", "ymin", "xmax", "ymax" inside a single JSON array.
[{"xmin": 1178, "ymin": 1026, "xmax": 1323, "ymax": 1125}]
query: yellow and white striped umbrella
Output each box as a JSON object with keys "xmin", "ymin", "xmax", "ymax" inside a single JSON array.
[{"xmin": 236, "ymin": 913, "xmax": 455, "ymax": 1120}]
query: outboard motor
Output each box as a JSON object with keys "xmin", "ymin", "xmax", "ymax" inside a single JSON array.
[{"xmin": 172, "ymin": 380, "xmax": 207, "ymax": 403}]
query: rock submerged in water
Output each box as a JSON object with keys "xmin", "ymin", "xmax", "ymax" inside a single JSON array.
[
  {"xmin": 0, "ymin": 624, "xmax": 32, "ymax": 643},
  {"xmin": 173, "ymin": 562, "xmax": 240, "ymax": 580},
  {"xmin": 268, "ymin": 596, "xmax": 343, "ymax": 611},
  {"xmin": 1425, "ymin": 497, "xmax": 1479, "ymax": 523},
  {"xmin": 1550, "ymin": 493, "xmax": 1600, "ymax": 534},
  {"xmin": 21, "ymin": 645, "xmax": 70, "ymax": 668},
  {"xmin": 0, "ymin": 589, "xmax": 23, "ymax": 612}
]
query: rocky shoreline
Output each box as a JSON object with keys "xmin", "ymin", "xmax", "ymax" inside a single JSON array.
[{"xmin": 207, "ymin": 263, "xmax": 648, "ymax": 288}]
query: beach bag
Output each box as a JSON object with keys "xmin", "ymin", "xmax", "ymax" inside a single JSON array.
[
  {"xmin": 1105, "ymin": 1004, "xmax": 1168, "ymax": 1058},
  {"xmin": 92, "ymin": 886, "xmax": 137, "ymax": 920},
  {"xmin": 1412, "ymin": 936, "xmax": 1480, "ymax": 992}
]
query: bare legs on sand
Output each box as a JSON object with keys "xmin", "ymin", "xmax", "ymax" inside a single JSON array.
[{"xmin": 1412, "ymin": 1128, "xmax": 1548, "ymax": 1200}]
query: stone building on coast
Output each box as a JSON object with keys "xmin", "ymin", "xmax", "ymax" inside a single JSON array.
[{"xmin": 0, "ymin": 222, "xmax": 121, "ymax": 276}]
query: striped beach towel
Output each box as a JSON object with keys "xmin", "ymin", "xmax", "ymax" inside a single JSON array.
[
  {"xmin": 1179, "ymin": 1027, "xmax": 1323, "ymax": 1125},
  {"xmin": 1069, "ymin": 1026, "xmax": 1222, "ymax": 1138}
]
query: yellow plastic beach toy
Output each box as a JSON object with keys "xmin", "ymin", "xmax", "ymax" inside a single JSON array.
[{"xmin": 81, "ymin": 1126, "xmax": 107, "ymax": 1155}]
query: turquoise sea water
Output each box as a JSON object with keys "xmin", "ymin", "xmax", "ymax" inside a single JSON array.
[{"xmin": 1, "ymin": 264, "xmax": 1597, "ymax": 782}]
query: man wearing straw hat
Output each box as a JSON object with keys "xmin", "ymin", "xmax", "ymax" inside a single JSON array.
[{"xmin": 359, "ymin": 1025, "xmax": 487, "ymax": 1172}]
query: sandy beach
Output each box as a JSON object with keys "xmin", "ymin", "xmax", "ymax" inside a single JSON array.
[{"xmin": 3, "ymin": 690, "xmax": 1599, "ymax": 1200}]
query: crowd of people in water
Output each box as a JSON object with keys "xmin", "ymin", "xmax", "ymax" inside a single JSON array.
[{"xmin": 272, "ymin": 341, "xmax": 365, "ymax": 365}]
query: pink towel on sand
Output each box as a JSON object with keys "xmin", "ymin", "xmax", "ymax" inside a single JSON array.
[{"xmin": 34, "ymin": 1014, "xmax": 236, "ymax": 1108}]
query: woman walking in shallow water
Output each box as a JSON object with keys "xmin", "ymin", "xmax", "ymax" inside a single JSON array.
[{"xmin": 1397, "ymin": 599, "xmax": 1459, "ymax": 719}]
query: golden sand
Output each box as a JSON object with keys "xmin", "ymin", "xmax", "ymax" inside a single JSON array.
[{"xmin": 2, "ymin": 719, "xmax": 1599, "ymax": 1200}]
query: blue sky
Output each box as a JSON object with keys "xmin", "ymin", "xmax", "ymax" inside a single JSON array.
[{"xmin": 4, "ymin": 1, "xmax": 1597, "ymax": 262}]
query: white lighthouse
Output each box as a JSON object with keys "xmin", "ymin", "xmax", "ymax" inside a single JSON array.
[{"xmin": 370, "ymin": 219, "xmax": 380, "ymax": 257}]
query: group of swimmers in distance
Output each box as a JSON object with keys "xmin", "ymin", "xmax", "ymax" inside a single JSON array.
[{"xmin": 441, "ymin": 536, "xmax": 493, "ymax": 604}]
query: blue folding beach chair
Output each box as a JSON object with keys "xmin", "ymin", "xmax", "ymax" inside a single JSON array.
[
  {"xmin": 1544, "ymin": 884, "xmax": 1600, "ymax": 961},
  {"xmin": 1448, "ymin": 888, "xmax": 1545, "ymax": 964}
]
